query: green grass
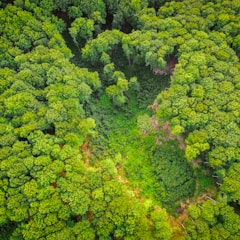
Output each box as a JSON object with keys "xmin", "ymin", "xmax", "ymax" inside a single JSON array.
[
  {"xmin": 85, "ymin": 84, "xmax": 159, "ymax": 200},
  {"xmin": 87, "ymin": 84, "xmax": 172, "ymax": 206},
  {"xmin": 195, "ymin": 168, "xmax": 216, "ymax": 197}
]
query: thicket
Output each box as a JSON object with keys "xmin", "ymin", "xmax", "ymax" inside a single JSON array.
[{"xmin": 1, "ymin": 0, "xmax": 240, "ymax": 239}]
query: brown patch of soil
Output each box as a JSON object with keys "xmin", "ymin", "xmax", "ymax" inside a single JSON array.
[
  {"xmin": 153, "ymin": 55, "xmax": 178, "ymax": 75},
  {"xmin": 148, "ymin": 100, "xmax": 158, "ymax": 112},
  {"xmin": 59, "ymin": 171, "xmax": 66, "ymax": 177},
  {"xmin": 151, "ymin": 116, "xmax": 160, "ymax": 129},
  {"xmin": 156, "ymin": 121, "xmax": 186, "ymax": 151},
  {"xmin": 87, "ymin": 211, "xmax": 94, "ymax": 222},
  {"xmin": 50, "ymin": 182, "xmax": 57, "ymax": 188},
  {"xmin": 80, "ymin": 138, "xmax": 91, "ymax": 167},
  {"xmin": 117, "ymin": 175, "xmax": 128, "ymax": 184}
]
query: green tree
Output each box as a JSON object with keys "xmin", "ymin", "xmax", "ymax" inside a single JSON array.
[{"xmin": 69, "ymin": 17, "xmax": 94, "ymax": 49}]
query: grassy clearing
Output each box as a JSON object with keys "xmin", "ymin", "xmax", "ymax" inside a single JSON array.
[
  {"xmin": 76, "ymin": 48, "xmax": 193, "ymax": 211},
  {"xmin": 89, "ymin": 91, "xmax": 160, "ymax": 203},
  {"xmin": 64, "ymin": 34, "xmax": 216, "ymax": 213},
  {"xmin": 82, "ymin": 50, "xmax": 168, "ymax": 202}
]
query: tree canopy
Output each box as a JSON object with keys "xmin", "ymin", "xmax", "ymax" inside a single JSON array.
[{"xmin": 1, "ymin": 0, "xmax": 240, "ymax": 239}]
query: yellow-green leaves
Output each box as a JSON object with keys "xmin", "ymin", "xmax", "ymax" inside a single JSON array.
[{"xmin": 69, "ymin": 17, "xmax": 94, "ymax": 50}]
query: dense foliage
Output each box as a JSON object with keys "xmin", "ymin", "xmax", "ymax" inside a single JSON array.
[
  {"xmin": 0, "ymin": 3, "xmax": 172, "ymax": 240},
  {"xmin": 185, "ymin": 195, "xmax": 240, "ymax": 239},
  {"xmin": 1, "ymin": 0, "xmax": 240, "ymax": 239},
  {"xmin": 151, "ymin": 141, "xmax": 195, "ymax": 211}
]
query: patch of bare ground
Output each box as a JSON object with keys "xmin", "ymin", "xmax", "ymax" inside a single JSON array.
[
  {"xmin": 153, "ymin": 120, "xmax": 186, "ymax": 151},
  {"xmin": 117, "ymin": 174, "xmax": 128, "ymax": 184},
  {"xmin": 80, "ymin": 137, "xmax": 91, "ymax": 167},
  {"xmin": 153, "ymin": 55, "xmax": 178, "ymax": 76}
]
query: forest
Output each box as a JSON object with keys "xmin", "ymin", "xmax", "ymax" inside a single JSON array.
[{"xmin": 0, "ymin": 0, "xmax": 240, "ymax": 239}]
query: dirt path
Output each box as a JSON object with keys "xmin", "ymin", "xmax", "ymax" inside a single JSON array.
[{"xmin": 80, "ymin": 139, "xmax": 91, "ymax": 167}]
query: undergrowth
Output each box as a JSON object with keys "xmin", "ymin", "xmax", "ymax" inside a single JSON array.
[{"xmin": 64, "ymin": 32, "xmax": 215, "ymax": 213}]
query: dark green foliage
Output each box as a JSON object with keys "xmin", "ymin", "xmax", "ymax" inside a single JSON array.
[
  {"xmin": 151, "ymin": 141, "xmax": 195, "ymax": 211},
  {"xmin": 0, "ymin": 221, "xmax": 17, "ymax": 240},
  {"xmin": 148, "ymin": 0, "xmax": 168, "ymax": 10}
]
